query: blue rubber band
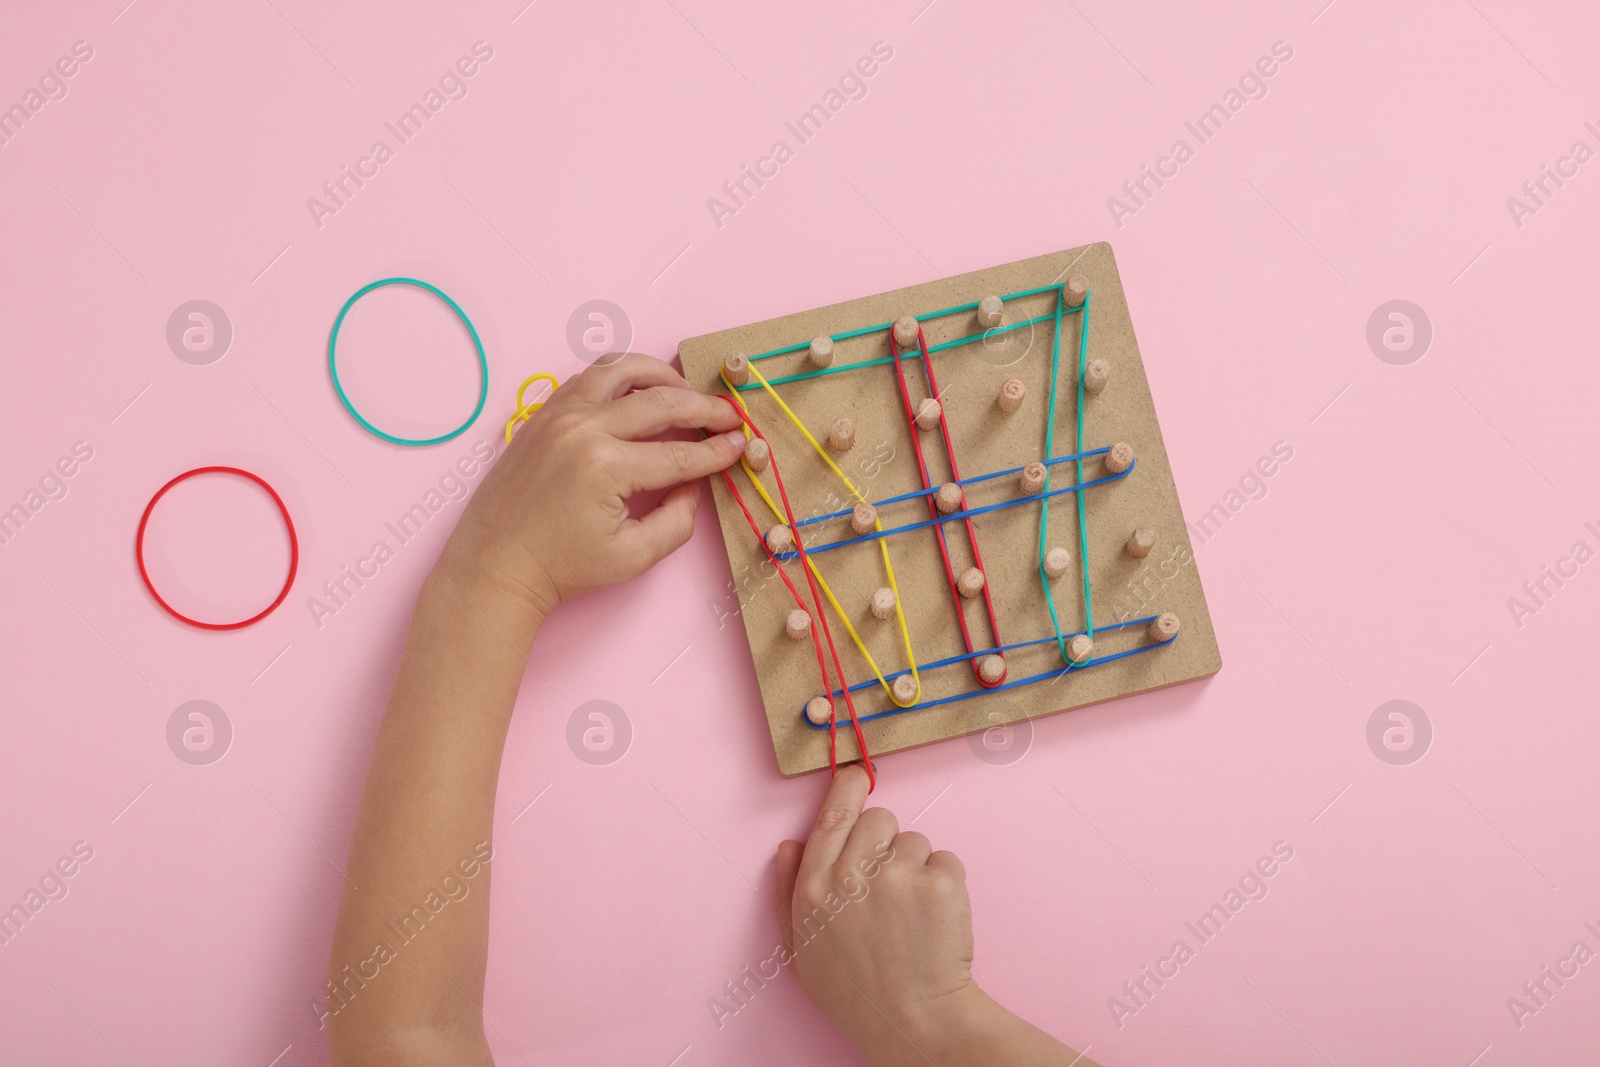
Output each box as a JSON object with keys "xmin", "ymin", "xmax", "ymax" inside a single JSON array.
[
  {"xmin": 794, "ymin": 447, "xmax": 1112, "ymax": 528},
  {"xmin": 772, "ymin": 458, "xmax": 1134, "ymax": 560},
  {"xmin": 800, "ymin": 615, "xmax": 1176, "ymax": 728},
  {"xmin": 328, "ymin": 277, "xmax": 490, "ymax": 446}
]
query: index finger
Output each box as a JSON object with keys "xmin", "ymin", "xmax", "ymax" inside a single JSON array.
[
  {"xmin": 796, "ymin": 764, "xmax": 872, "ymax": 883},
  {"xmin": 559, "ymin": 352, "xmax": 689, "ymax": 404},
  {"xmin": 593, "ymin": 384, "xmax": 742, "ymax": 440}
]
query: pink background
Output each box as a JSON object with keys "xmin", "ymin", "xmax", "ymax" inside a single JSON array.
[{"xmin": 3, "ymin": 1, "xmax": 1598, "ymax": 1064}]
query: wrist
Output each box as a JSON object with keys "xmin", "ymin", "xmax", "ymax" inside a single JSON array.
[
  {"xmin": 902, "ymin": 985, "xmax": 1078, "ymax": 1067},
  {"xmin": 858, "ymin": 984, "xmax": 999, "ymax": 1067},
  {"xmin": 903, "ymin": 986, "xmax": 1010, "ymax": 1066},
  {"xmin": 425, "ymin": 552, "xmax": 548, "ymax": 652}
]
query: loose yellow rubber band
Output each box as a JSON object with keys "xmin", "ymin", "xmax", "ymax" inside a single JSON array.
[
  {"xmin": 721, "ymin": 364, "xmax": 921, "ymax": 707},
  {"xmin": 504, "ymin": 373, "xmax": 560, "ymax": 443}
]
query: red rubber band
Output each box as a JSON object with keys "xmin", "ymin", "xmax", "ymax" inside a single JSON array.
[
  {"xmin": 135, "ymin": 466, "xmax": 299, "ymax": 631},
  {"xmin": 891, "ymin": 323, "xmax": 1007, "ymax": 685},
  {"xmin": 716, "ymin": 396, "xmax": 876, "ymax": 791}
]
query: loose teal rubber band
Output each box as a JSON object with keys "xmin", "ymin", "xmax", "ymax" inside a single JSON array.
[{"xmin": 328, "ymin": 277, "xmax": 490, "ymax": 446}]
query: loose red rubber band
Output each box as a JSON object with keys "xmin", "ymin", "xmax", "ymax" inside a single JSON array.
[{"xmin": 135, "ymin": 466, "xmax": 299, "ymax": 631}]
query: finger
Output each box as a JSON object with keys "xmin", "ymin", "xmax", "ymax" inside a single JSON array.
[
  {"xmin": 843, "ymin": 807, "xmax": 899, "ymax": 867},
  {"xmin": 927, "ymin": 850, "xmax": 966, "ymax": 880},
  {"xmin": 889, "ymin": 830, "xmax": 932, "ymax": 867},
  {"xmin": 775, "ymin": 839, "xmax": 803, "ymax": 954},
  {"xmin": 560, "ymin": 353, "xmax": 689, "ymax": 404},
  {"xmin": 593, "ymin": 385, "xmax": 743, "ymax": 440},
  {"xmin": 623, "ymin": 432, "xmax": 746, "ymax": 494},
  {"xmin": 796, "ymin": 765, "xmax": 872, "ymax": 884},
  {"xmin": 616, "ymin": 481, "xmax": 701, "ymax": 574}
]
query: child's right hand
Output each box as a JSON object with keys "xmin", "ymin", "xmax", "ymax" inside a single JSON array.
[
  {"xmin": 438, "ymin": 353, "xmax": 747, "ymax": 626},
  {"xmin": 775, "ymin": 765, "xmax": 991, "ymax": 1064},
  {"xmin": 775, "ymin": 767, "xmax": 1080, "ymax": 1065}
]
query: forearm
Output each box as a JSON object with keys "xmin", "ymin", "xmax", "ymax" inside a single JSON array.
[
  {"xmin": 319, "ymin": 355, "xmax": 754, "ymax": 1062},
  {"xmin": 326, "ymin": 559, "xmax": 542, "ymax": 1064}
]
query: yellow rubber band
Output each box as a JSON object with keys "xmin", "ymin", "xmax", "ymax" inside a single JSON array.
[
  {"xmin": 504, "ymin": 373, "xmax": 561, "ymax": 443},
  {"xmin": 721, "ymin": 365, "xmax": 921, "ymax": 707}
]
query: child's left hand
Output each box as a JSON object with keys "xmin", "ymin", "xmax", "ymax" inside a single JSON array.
[{"xmin": 439, "ymin": 352, "xmax": 747, "ymax": 626}]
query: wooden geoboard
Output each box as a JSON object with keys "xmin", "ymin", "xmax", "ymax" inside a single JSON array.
[{"xmin": 679, "ymin": 243, "xmax": 1221, "ymax": 777}]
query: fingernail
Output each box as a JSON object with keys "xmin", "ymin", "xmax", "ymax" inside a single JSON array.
[{"xmin": 728, "ymin": 430, "xmax": 747, "ymax": 449}]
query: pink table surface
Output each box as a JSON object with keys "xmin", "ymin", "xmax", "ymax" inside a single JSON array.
[{"xmin": 3, "ymin": 1, "xmax": 1598, "ymax": 1064}]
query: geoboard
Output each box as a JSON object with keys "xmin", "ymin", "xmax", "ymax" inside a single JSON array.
[{"xmin": 679, "ymin": 243, "xmax": 1221, "ymax": 777}]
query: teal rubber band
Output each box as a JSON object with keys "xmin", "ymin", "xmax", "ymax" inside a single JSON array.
[
  {"xmin": 736, "ymin": 312, "xmax": 1063, "ymax": 392},
  {"xmin": 1034, "ymin": 286, "xmax": 1095, "ymax": 662},
  {"xmin": 328, "ymin": 277, "xmax": 489, "ymax": 446},
  {"xmin": 746, "ymin": 281, "xmax": 1068, "ymax": 363},
  {"xmin": 1074, "ymin": 290, "xmax": 1094, "ymax": 638}
]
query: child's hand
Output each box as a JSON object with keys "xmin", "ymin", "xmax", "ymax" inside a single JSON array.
[
  {"xmin": 775, "ymin": 765, "xmax": 996, "ymax": 1065},
  {"xmin": 440, "ymin": 353, "xmax": 745, "ymax": 623}
]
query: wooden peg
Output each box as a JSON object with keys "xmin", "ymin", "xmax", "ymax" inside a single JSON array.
[
  {"xmin": 851, "ymin": 502, "xmax": 877, "ymax": 534},
  {"xmin": 808, "ymin": 336, "xmax": 834, "ymax": 368},
  {"xmin": 978, "ymin": 654, "xmax": 1005, "ymax": 684},
  {"xmin": 892, "ymin": 674, "xmax": 918, "ymax": 704},
  {"xmin": 1066, "ymin": 634, "xmax": 1093, "ymax": 663},
  {"xmin": 1084, "ymin": 358, "xmax": 1111, "ymax": 394},
  {"xmin": 893, "ymin": 315, "xmax": 920, "ymax": 351},
  {"xmin": 805, "ymin": 696, "xmax": 833, "ymax": 726},
  {"xmin": 1105, "ymin": 442, "xmax": 1134, "ymax": 474},
  {"xmin": 870, "ymin": 587, "xmax": 897, "ymax": 620},
  {"xmin": 1043, "ymin": 546, "xmax": 1072, "ymax": 579},
  {"xmin": 1148, "ymin": 613, "xmax": 1180, "ymax": 642},
  {"xmin": 935, "ymin": 483, "xmax": 963, "ymax": 514},
  {"xmin": 915, "ymin": 398, "xmax": 942, "ymax": 430},
  {"xmin": 1126, "ymin": 527, "xmax": 1157, "ymax": 558},
  {"xmin": 828, "ymin": 417, "xmax": 856, "ymax": 453},
  {"xmin": 998, "ymin": 377, "xmax": 1026, "ymax": 413},
  {"xmin": 723, "ymin": 352, "xmax": 750, "ymax": 387},
  {"xmin": 766, "ymin": 523, "xmax": 794, "ymax": 555},
  {"xmin": 957, "ymin": 567, "xmax": 985, "ymax": 599},
  {"xmin": 1020, "ymin": 462, "xmax": 1047, "ymax": 495},
  {"xmin": 786, "ymin": 609, "xmax": 812, "ymax": 640},
  {"xmin": 1064, "ymin": 274, "xmax": 1088, "ymax": 308},
  {"xmin": 977, "ymin": 295, "xmax": 1003, "ymax": 329},
  {"xmin": 743, "ymin": 437, "xmax": 770, "ymax": 473}
]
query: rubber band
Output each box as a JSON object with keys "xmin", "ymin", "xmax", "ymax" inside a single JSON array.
[
  {"xmin": 714, "ymin": 396, "xmax": 877, "ymax": 790},
  {"xmin": 801, "ymin": 617, "xmax": 1176, "ymax": 728},
  {"xmin": 1035, "ymin": 285, "xmax": 1097, "ymax": 661},
  {"xmin": 769, "ymin": 458, "xmax": 1133, "ymax": 560},
  {"xmin": 328, "ymin": 277, "xmax": 490, "ymax": 446},
  {"xmin": 719, "ymin": 464, "xmax": 851, "ymax": 758},
  {"xmin": 734, "ymin": 312, "xmax": 1060, "ymax": 392},
  {"xmin": 744, "ymin": 283, "xmax": 1067, "ymax": 364},
  {"xmin": 1073, "ymin": 290, "xmax": 1094, "ymax": 638},
  {"xmin": 504, "ymin": 373, "xmax": 560, "ymax": 443},
  {"xmin": 891, "ymin": 321, "xmax": 1006, "ymax": 686},
  {"xmin": 135, "ymin": 466, "xmax": 299, "ymax": 631},
  {"xmin": 721, "ymin": 377, "xmax": 918, "ymax": 710},
  {"xmin": 723, "ymin": 362, "xmax": 922, "ymax": 708},
  {"xmin": 795, "ymin": 449, "xmax": 1110, "ymax": 528}
]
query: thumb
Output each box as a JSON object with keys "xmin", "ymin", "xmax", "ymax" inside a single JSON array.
[{"xmin": 775, "ymin": 839, "xmax": 803, "ymax": 954}]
